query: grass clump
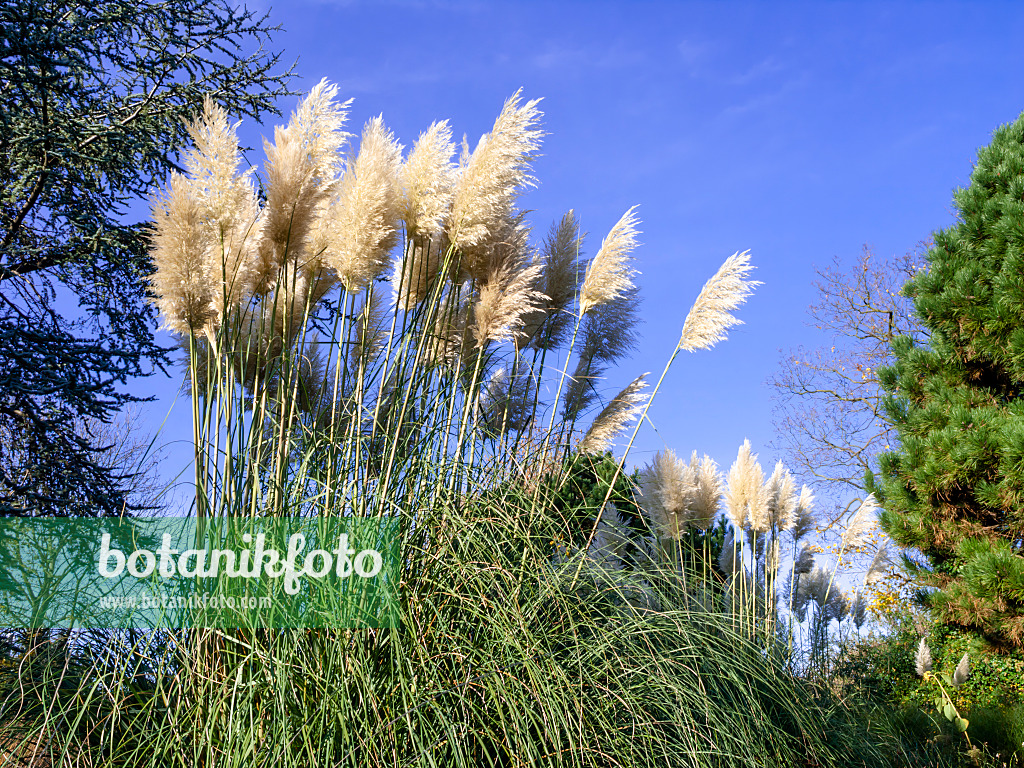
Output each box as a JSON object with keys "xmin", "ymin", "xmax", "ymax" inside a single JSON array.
[{"xmin": 0, "ymin": 82, "xmax": 897, "ymax": 768}]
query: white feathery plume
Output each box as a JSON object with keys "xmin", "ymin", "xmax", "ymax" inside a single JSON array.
[
  {"xmin": 400, "ymin": 120, "xmax": 456, "ymax": 239},
  {"xmin": 765, "ymin": 460, "xmax": 798, "ymax": 531},
  {"xmin": 863, "ymin": 541, "xmax": 892, "ymax": 587},
  {"xmin": 718, "ymin": 528, "xmax": 739, "ymax": 574},
  {"xmin": 827, "ymin": 589, "xmax": 850, "ymax": 622},
  {"xmin": 841, "ymin": 494, "xmax": 879, "ymax": 551},
  {"xmin": 915, "ymin": 638, "xmax": 933, "ymax": 676},
  {"xmin": 472, "ymin": 256, "xmax": 546, "ymax": 347},
  {"xmin": 798, "ymin": 566, "xmax": 831, "ymax": 610},
  {"xmin": 577, "ymin": 375, "xmax": 649, "ymax": 455},
  {"xmin": 851, "ymin": 591, "xmax": 868, "ymax": 630},
  {"xmin": 578, "ymin": 207, "xmax": 640, "ymax": 316},
  {"xmin": 252, "ymin": 80, "xmax": 351, "ymax": 296},
  {"xmin": 587, "ymin": 503, "xmax": 631, "ymax": 570},
  {"xmin": 690, "ymin": 452, "xmax": 722, "ymax": 530},
  {"xmin": 791, "ymin": 485, "xmax": 817, "ymax": 542},
  {"xmin": 638, "ymin": 447, "xmax": 698, "ymax": 540},
  {"xmin": 678, "ymin": 250, "xmax": 759, "ymax": 352},
  {"xmin": 519, "ymin": 211, "xmax": 584, "ymax": 349},
  {"xmin": 952, "ymin": 653, "xmax": 970, "ymax": 687},
  {"xmin": 448, "ymin": 91, "xmax": 542, "ymax": 262},
  {"xmin": 724, "ymin": 439, "xmax": 766, "ymax": 531},
  {"xmin": 323, "ymin": 116, "xmax": 405, "ymax": 292},
  {"xmin": 478, "ymin": 366, "xmax": 534, "ymax": 435},
  {"xmin": 181, "ymin": 97, "xmax": 261, "ymax": 316},
  {"xmin": 149, "ymin": 173, "xmax": 215, "ymax": 335}
]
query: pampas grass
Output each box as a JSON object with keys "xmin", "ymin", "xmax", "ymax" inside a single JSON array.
[
  {"xmin": 448, "ymin": 90, "xmax": 542, "ymax": 278},
  {"xmin": 36, "ymin": 81, "xmax": 905, "ymax": 768},
  {"xmin": 678, "ymin": 249, "xmax": 758, "ymax": 352},
  {"xmin": 577, "ymin": 374, "xmax": 648, "ymax": 455},
  {"xmin": 579, "ymin": 206, "xmax": 640, "ymax": 316},
  {"xmin": 322, "ymin": 116, "xmax": 404, "ymax": 291}
]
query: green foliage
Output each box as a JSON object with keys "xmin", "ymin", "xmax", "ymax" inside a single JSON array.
[
  {"xmin": 835, "ymin": 623, "xmax": 1024, "ymax": 764},
  {"xmin": 0, "ymin": 1, "xmax": 292, "ymax": 515},
  {"xmin": 870, "ymin": 111, "xmax": 1024, "ymax": 649}
]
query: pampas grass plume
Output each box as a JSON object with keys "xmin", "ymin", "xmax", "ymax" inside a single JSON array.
[
  {"xmin": 678, "ymin": 250, "xmax": 758, "ymax": 352},
  {"xmin": 915, "ymin": 638, "xmax": 933, "ymax": 676},
  {"xmin": 577, "ymin": 374, "xmax": 648, "ymax": 455},
  {"xmin": 325, "ymin": 116, "xmax": 404, "ymax": 291},
  {"xmin": 579, "ymin": 207, "xmax": 640, "ymax": 316},
  {"xmin": 448, "ymin": 91, "xmax": 542, "ymax": 256}
]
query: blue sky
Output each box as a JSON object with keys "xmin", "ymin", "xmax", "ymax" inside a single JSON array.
[{"xmin": 134, "ymin": 0, "xmax": 1024, "ymax": 512}]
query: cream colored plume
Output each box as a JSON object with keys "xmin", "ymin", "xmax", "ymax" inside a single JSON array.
[
  {"xmin": 587, "ymin": 503, "xmax": 631, "ymax": 570},
  {"xmin": 472, "ymin": 256, "xmax": 545, "ymax": 348},
  {"xmin": 791, "ymin": 485, "xmax": 816, "ymax": 542},
  {"xmin": 577, "ymin": 374, "xmax": 648, "ymax": 455},
  {"xmin": 638, "ymin": 447, "xmax": 699, "ymax": 540},
  {"xmin": 863, "ymin": 540, "xmax": 891, "ymax": 587},
  {"xmin": 724, "ymin": 440, "xmax": 766, "ymax": 531},
  {"xmin": 401, "ymin": 120, "xmax": 456, "ymax": 239},
  {"xmin": 578, "ymin": 207, "xmax": 640, "ymax": 316},
  {"xmin": 251, "ymin": 80, "xmax": 350, "ymax": 296},
  {"xmin": 150, "ymin": 173, "xmax": 216, "ymax": 335},
  {"xmin": 764, "ymin": 461, "xmax": 798, "ymax": 531},
  {"xmin": 678, "ymin": 250, "xmax": 758, "ymax": 352},
  {"xmin": 915, "ymin": 638, "xmax": 932, "ymax": 676},
  {"xmin": 322, "ymin": 116, "xmax": 404, "ymax": 292},
  {"xmin": 183, "ymin": 99, "xmax": 261, "ymax": 312},
  {"xmin": 793, "ymin": 544, "xmax": 815, "ymax": 574},
  {"xmin": 448, "ymin": 91, "xmax": 542, "ymax": 267},
  {"xmin": 841, "ymin": 494, "xmax": 879, "ymax": 551},
  {"xmin": 690, "ymin": 452, "xmax": 722, "ymax": 530}
]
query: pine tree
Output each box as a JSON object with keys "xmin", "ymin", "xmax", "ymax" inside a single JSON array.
[
  {"xmin": 869, "ymin": 113, "xmax": 1024, "ymax": 649},
  {"xmin": 0, "ymin": 1, "xmax": 291, "ymax": 515}
]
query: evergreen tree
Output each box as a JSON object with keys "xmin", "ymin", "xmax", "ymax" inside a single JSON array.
[
  {"xmin": 869, "ymin": 112, "xmax": 1024, "ymax": 649},
  {"xmin": 0, "ymin": 1, "xmax": 291, "ymax": 515}
]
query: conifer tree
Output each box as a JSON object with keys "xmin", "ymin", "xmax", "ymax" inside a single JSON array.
[
  {"xmin": 0, "ymin": 1, "xmax": 291, "ymax": 515},
  {"xmin": 869, "ymin": 112, "xmax": 1024, "ymax": 649}
]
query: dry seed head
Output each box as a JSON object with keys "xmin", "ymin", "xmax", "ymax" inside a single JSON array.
[
  {"xmin": 529, "ymin": 210, "xmax": 585, "ymax": 349},
  {"xmin": 579, "ymin": 207, "xmax": 640, "ymax": 316},
  {"xmin": 690, "ymin": 452, "xmax": 722, "ymax": 530},
  {"xmin": 718, "ymin": 528, "xmax": 739, "ymax": 574},
  {"xmin": 794, "ymin": 544, "xmax": 815, "ymax": 574},
  {"xmin": 724, "ymin": 440, "xmax": 766, "ymax": 531},
  {"xmin": 149, "ymin": 173, "xmax": 216, "ymax": 335},
  {"xmin": 401, "ymin": 120, "xmax": 456, "ymax": 239},
  {"xmin": 952, "ymin": 653, "xmax": 970, "ymax": 686},
  {"xmin": 252, "ymin": 83, "xmax": 350, "ymax": 295},
  {"xmin": 678, "ymin": 250, "xmax": 759, "ymax": 352},
  {"xmin": 478, "ymin": 366, "xmax": 534, "ymax": 435},
  {"xmin": 561, "ymin": 351, "xmax": 606, "ymax": 426},
  {"xmin": 863, "ymin": 541, "xmax": 892, "ymax": 587},
  {"xmin": 448, "ymin": 91, "xmax": 542, "ymax": 257},
  {"xmin": 791, "ymin": 485, "xmax": 817, "ymax": 542},
  {"xmin": 841, "ymin": 494, "xmax": 879, "ymax": 551},
  {"xmin": 472, "ymin": 256, "xmax": 546, "ymax": 347},
  {"xmin": 915, "ymin": 638, "xmax": 933, "ymax": 676},
  {"xmin": 798, "ymin": 566, "xmax": 831, "ymax": 609},
  {"xmin": 765, "ymin": 460, "xmax": 798, "ymax": 531},
  {"xmin": 851, "ymin": 591, "xmax": 868, "ymax": 629},
  {"xmin": 587, "ymin": 503, "xmax": 631, "ymax": 569},
  {"xmin": 639, "ymin": 447, "xmax": 699, "ymax": 540},
  {"xmin": 324, "ymin": 116, "xmax": 405, "ymax": 291},
  {"xmin": 577, "ymin": 374, "xmax": 649, "ymax": 455}
]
